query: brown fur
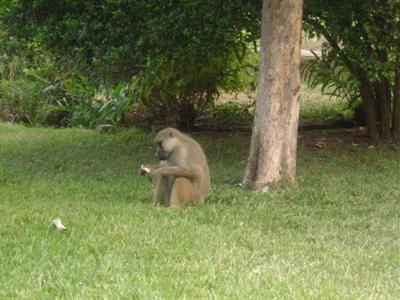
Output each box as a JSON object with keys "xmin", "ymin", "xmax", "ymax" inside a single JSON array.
[{"xmin": 140, "ymin": 127, "xmax": 211, "ymax": 208}]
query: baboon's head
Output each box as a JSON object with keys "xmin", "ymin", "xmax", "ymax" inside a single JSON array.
[{"xmin": 154, "ymin": 128, "xmax": 180, "ymax": 161}]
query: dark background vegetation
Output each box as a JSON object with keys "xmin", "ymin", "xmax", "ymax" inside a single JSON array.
[{"xmin": 1, "ymin": 0, "xmax": 399, "ymax": 142}]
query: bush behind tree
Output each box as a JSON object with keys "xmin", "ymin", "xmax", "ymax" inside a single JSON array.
[
  {"xmin": 304, "ymin": 0, "xmax": 400, "ymax": 142},
  {"xmin": 4, "ymin": 0, "xmax": 400, "ymax": 140},
  {"xmin": 0, "ymin": 0, "xmax": 261, "ymax": 129}
]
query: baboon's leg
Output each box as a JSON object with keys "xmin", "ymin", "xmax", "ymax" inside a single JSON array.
[
  {"xmin": 169, "ymin": 178, "xmax": 200, "ymax": 208},
  {"xmin": 154, "ymin": 176, "xmax": 169, "ymax": 206}
]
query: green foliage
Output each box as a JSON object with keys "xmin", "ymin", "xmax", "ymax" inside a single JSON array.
[
  {"xmin": 129, "ymin": 39, "xmax": 259, "ymax": 128},
  {"xmin": 303, "ymin": 0, "xmax": 400, "ymax": 140},
  {"xmin": 302, "ymin": 57, "xmax": 360, "ymax": 107},
  {"xmin": 304, "ymin": 1, "xmax": 400, "ymax": 77},
  {"xmin": 223, "ymin": 46, "xmax": 259, "ymax": 95},
  {"xmin": 0, "ymin": 0, "xmax": 262, "ymax": 128},
  {"xmin": 0, "ymin": 52, "xmax": 134, "ymax": 127},
  {"xmin": 211, "ymin": 102, "xmax": 254, "ymax": 125},
  {"xmin": 129, "ymin": 57, "xmax": 218, "ymax": 129},
  {"xmin": 301, "ymin": 52, "xmax": 361, "ymax": 122},
  {"xmin": 98, "ymin": 83, "xmax": 133, "ymax": 125},
  {"xmin": 125, "ymin": 1, "xmax": 261, "ymax": 128},
  {"xmin": 0, "ymin": 55, "xmax": 47, "ymax": 124},
  {"xmin": 39, "ymin": 82, "xmax": 134, "ymax": 128}
]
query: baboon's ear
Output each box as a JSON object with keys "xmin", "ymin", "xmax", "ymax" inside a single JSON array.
[{"xmin": 169, "ymin": 130, "xmax": 173, "ymax": 137}]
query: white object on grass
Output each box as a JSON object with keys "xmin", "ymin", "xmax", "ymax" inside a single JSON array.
[{"xmin": 52, "ymin": 218, "xmax": 66, "ymax": 230}]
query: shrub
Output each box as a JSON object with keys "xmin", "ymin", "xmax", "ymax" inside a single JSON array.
[
  {"xmin": 304, "ymin": 0, "xmax": 400, "ymax": 142},
  {"xmin": 0, "ymin": 55, "xmax": 47, "ymax": 123},
  {"xmin": 1, "ymin": 1, "xmax": 262, "ymax": 129}
]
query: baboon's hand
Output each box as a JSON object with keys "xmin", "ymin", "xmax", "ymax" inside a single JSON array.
[{"xmin": 139, "ymin": 165, "xmax": 151, "ymax": 176}]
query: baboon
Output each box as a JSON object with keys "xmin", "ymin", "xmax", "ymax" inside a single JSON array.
[{"xmin": 140, "ymin": 127, "xmax": 210, "ymax": 208}]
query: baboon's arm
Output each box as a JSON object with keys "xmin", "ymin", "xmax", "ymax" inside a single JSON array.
[
  {"xmin": 139, "ymin": 164, "xmax": 162, "ymax": 176},
  {"xmin": 151, "ymin": 166, "xmax": 197, "ymax": 180}
]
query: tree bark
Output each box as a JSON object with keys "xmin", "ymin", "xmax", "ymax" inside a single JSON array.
[
  {"xmin": 393, "ymin": 71, "xmax": 400, "ymax": 142},
  {"xmin": 242, "ymin": 0, "xmax": 303, "ymax": 190},
  {"xmin": 358, "ymin": 75, "xmax": 380, "ymax": 143},
  {"xmin": 374, "ymin": 80, "xmax": 391, "ymax": 140}
]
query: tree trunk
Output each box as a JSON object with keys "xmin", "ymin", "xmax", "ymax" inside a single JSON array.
[
  {"xmin": 242, "ymin": 0, "xmax": 303, "ymax": 190},
  {"xmin": 358, "ymin": 75, "xmax": 380, "ymax": 143},
  {"xmin": 393, "ymin": 71, "xmax": 400, "ymax": 142},
  {"xmin": 374, "ymin": 79, "xmax": 391, "ymax": 140}
]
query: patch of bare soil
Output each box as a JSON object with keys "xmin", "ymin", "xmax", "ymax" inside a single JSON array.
[
  {"xmin": 199, "ymin": 127, "xmax": 374, "ymax": 151},
  {"xmin": 298, "ymin": 127, "xmax": 372, "ymax": 149}
]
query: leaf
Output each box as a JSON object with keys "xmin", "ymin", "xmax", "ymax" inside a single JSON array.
[{"xmin": 52, "ymin": 218, "xmax": 67, "ymax": 230}]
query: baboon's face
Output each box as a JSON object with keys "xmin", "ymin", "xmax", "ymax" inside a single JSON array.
[
  {"xmin": 155, "ymin": 141, "xmax": 169, "ymax": 161},
  {"xmin": 154, "ymin": 131, "xmax": 179, "ymax": 161}
]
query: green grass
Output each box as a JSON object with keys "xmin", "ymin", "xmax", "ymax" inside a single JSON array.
[
  {"xmin": 0, "ymin": 124, "xmax": 399, "ymax": 299},
  {"xmin": 300, "ymin": 84, "xmax": 351, "ymax": 120}
]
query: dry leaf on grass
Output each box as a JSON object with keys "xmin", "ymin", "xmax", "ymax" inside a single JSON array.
[{"xmin": 52, "ymin": 218, "xmax": 66, "ymax": 230}]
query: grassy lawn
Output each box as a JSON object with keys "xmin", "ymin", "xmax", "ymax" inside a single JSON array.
[
  {"xmin": 300, "ymin": 84, "xmax": 350, "ymax": 120},
  {"xmin": 0, "ymin": 123, "xmax": 399, "ymax": 299}
]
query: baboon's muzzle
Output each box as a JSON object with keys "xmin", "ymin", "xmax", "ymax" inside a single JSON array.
[{"xmin": 155, "ymin": 148, "xmax": 168, "ymax": 161}]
